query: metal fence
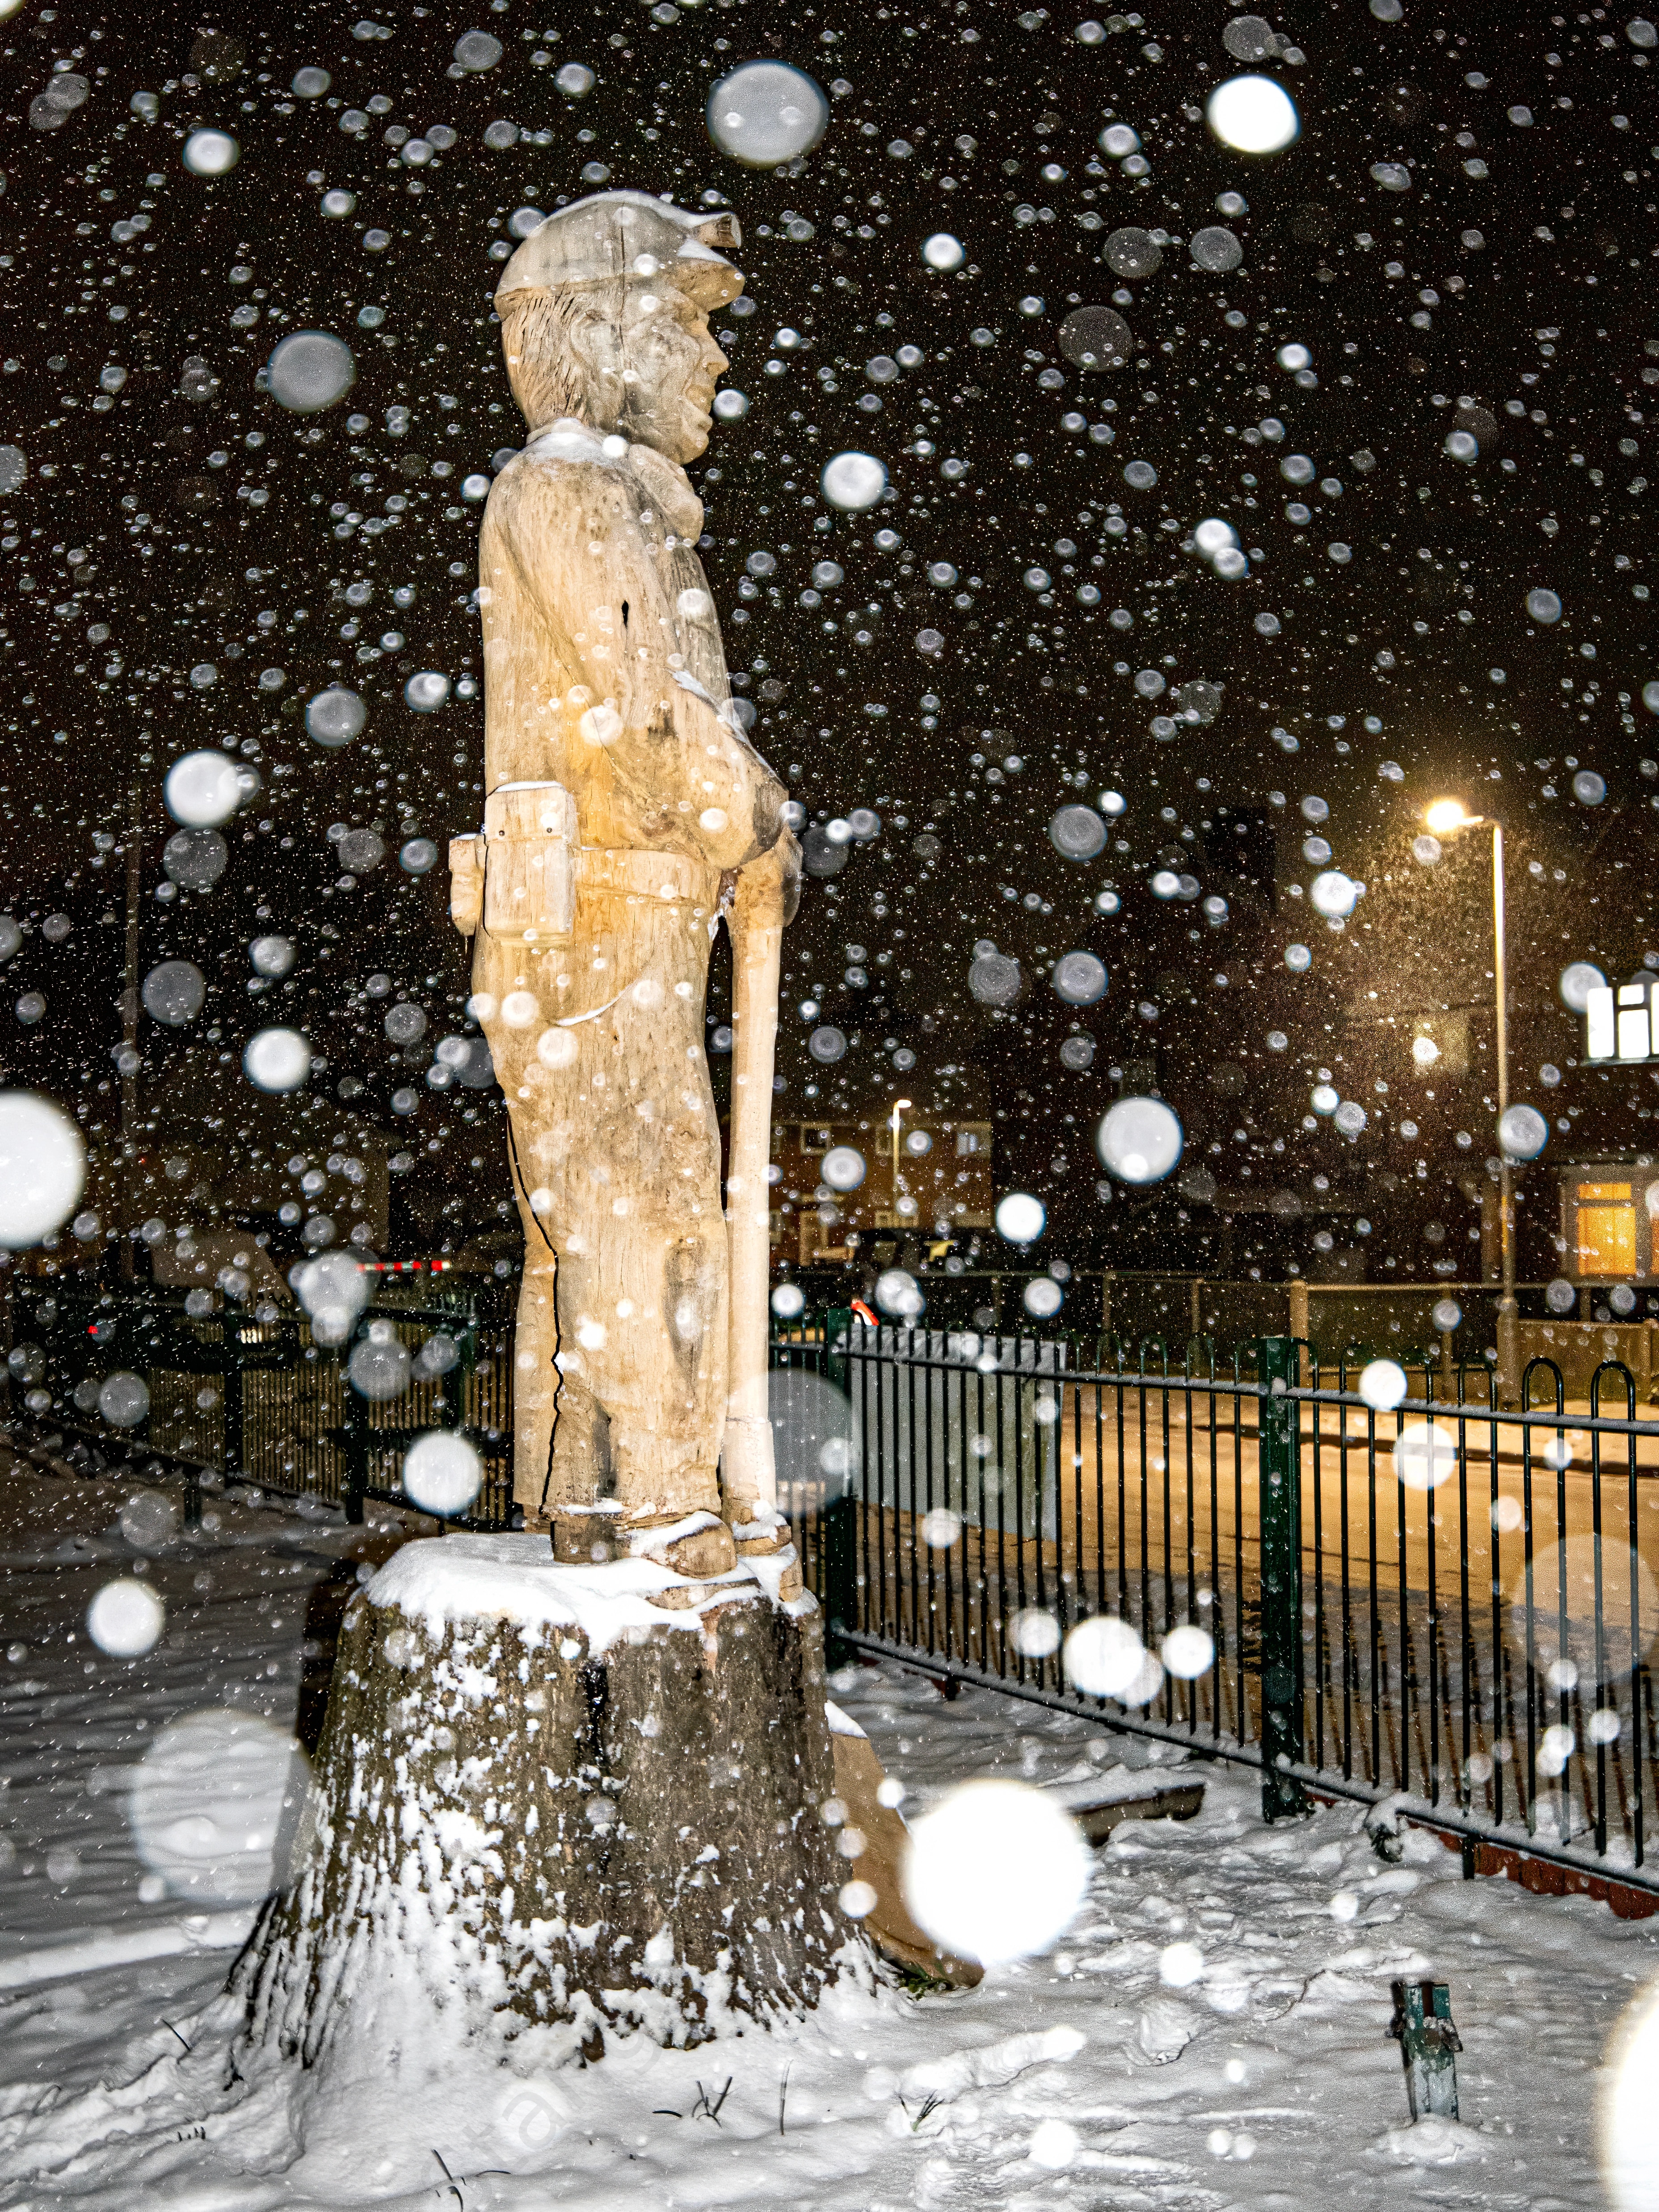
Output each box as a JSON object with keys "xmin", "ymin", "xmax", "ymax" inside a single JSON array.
[
  {"xmin": 3, "ymin": 1280, "xmax": 515, "ymax": 1528},
  {"xmin": 14, "ymin": 1278, "xmax": 1657, "ymax": 1896},
  {"xmin": 786, "ymin": 1265, "xmax": 1659, "ymax": 1382},
  {"xmin": 778, "ymin": 1311, "xmax": 1659, "ymax": 1901}
]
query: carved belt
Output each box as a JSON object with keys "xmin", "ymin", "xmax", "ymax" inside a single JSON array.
[{"xmin": 448, "ymin": 780, "xmax": 717, "ymax": 944}]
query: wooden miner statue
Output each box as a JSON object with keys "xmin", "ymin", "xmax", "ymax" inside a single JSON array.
[
  {"xmin": 448, "ymin": 190, "xmax": 800, "ymax": 1580},
  {"xmin": 236, "ymin": 200, "xmax": 958, "ymax": 2069}
]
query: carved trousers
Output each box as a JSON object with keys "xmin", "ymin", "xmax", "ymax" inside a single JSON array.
[{"xmin": 472, "ymin": 849, "xmax": 727, "ymax": 1524}]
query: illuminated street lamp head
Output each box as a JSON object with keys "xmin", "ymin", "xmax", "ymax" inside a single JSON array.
[{"xmin": 1424, "ymin": 798, "xmax": 1479, "ymax": 835}]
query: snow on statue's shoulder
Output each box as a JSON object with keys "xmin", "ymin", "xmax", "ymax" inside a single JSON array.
[{"xmin": 366, "ymin": 1532, "xmax": 754, "ymax": 1656}]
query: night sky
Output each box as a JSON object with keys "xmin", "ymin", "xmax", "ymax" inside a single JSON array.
[{"xmin": 1, "ymin": 0, "xmax": 1656, "ymax": 1310}]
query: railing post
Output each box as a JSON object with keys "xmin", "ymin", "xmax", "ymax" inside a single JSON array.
[
  {"xmin": 450, "ymin": 1298, "xmax": 478, "ymax": 1433},
  {"xmin": 181, "ymin": 1293, "xmax": 205, "ymax": 1529},
  {"xmin": 342, "ymin": 1335, "xmax": 368, "ymax": 1525},
  {"xmin": 436, "ymin": 1336, "xmax": 456, "ymax": 1430},
  {"xmin": 821, "ymin": 1305, "xmax": 857, "ymax": 1666},
  {"xmin": 1257, "ymin": 1334, "xmax": 1312, "ymax": 1821},
  {"xmin": 221, "ymin": 1312, "xmax": 244, "ymax": 1492}
]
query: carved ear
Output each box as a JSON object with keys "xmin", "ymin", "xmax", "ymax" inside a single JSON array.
[{"xmin": 693, "ymin": 209, "xmax": 741, "ymax": 252}]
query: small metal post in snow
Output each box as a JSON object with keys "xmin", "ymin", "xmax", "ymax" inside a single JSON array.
[{"xmin": 1389, "ymin": 1979, "xmax": 1463, "ymax": 2121}]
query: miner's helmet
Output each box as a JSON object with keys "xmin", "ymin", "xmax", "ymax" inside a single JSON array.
[{"xmin": 494, "ymin": 189, "xmax": 744, "ymax": 313}]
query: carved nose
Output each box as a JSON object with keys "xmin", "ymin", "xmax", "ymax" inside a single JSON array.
[{"xmin": 694, "ymin": 210, "xmax": 741, "ymax": 252}]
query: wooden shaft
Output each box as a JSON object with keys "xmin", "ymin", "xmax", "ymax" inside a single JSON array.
[{"xmin": 721, "ymin": 840, "xmax": 791, "ymax": 1515}]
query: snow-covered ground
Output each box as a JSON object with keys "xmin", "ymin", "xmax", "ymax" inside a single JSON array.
[{"xmin": 1, "ymin": 1458, "xmax": 1652, "ymax": 2209}]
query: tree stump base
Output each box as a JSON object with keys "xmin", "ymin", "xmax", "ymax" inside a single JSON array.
[{"xmin": 239, "ymin": 1535, "xmax": 850, "ymax": 2066}]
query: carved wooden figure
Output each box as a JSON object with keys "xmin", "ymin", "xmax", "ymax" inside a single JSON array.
[
  {"xmin": 238, "ymin": 195, "xmax": 858, "ymax": 2069},
  {"xmin": 450, "ymin": 191, "xmax": 799, "ymax": 1574}
]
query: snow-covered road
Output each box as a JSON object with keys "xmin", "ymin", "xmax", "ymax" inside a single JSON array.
[{"xmin": 1, "ymin": 1460, "xmax": 1652, "ymax": 2210}]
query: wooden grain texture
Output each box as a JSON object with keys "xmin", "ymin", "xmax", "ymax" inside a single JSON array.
[
  {"xmin": 830, "ymin": 1730, "xmax": 982, "ymax": 1989},
  {"xmin": 240, "ymin": 1583, "xmax": 848, "ymax": 2062},
  {"xmin": 244, "ymin": 200, "xmax": 848, "ymax": 2073},
  {"xmin": 722, "ymin": 836, "xmax": 800, "ymax": 1520},
  {"xmin": 482, "ymin": 780, "xmax": 578, "ymax": 942},
  {"xmin": 477, "ymin": 848, "xmax": 729, "ymax": 1523},
  {"xmin": 449, "ymin": 233, "xmax": 790, "ymax": 1534}
]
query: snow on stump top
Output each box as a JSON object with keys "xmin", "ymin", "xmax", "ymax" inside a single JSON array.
[
  {"xmin": 237, "ymin": 1537, "xmax": 848, "ymax": 2069},
  {"xmin": 366, "ymin": 1528, "xmax": 809, "ymax": 1650}
]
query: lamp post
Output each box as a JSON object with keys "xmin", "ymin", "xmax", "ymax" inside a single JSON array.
[
  {"xmin": 1423, "ymin": 800, "xmax": 1519, "ymax": 1404},
  {"xmin": 890, "ymin": 1096, "xmax": 912, "ymax": 1218}
]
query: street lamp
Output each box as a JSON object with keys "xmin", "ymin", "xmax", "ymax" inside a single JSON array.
[
  {"xmin": 1423, "ymin": 797, "xmax": 1476, "ymax": 838},
  {"xmin": 1423, "ymin": 799, "xmax": 1519, "ymax": 1403},
  {"xmin": 890, "ymin": 1097, "xmax": 912, "ymax": 1214}
]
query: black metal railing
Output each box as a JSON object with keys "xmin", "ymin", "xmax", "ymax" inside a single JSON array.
[
  {"xmin": 774, "ymin": 1310, "xmax": 1659, "ymax": 1897},
  {"xmin": 783, "ymin": 1264, "xmax": 1659, "ymax": 1380},
  {"xmin": 16, "ymin": 1279, "xmax": 1655, "ymax": 1892},
  {"xmin": 3, "ymin": 1279, "xmax": 515, "ymax": 1529}
]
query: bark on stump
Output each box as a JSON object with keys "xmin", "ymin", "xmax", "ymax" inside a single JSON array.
[{"xmin": 239, "ymin": 1537, "xmax": 850, "ymax": 2064}]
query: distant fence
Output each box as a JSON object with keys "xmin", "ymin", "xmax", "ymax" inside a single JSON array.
[
  {"xmin": 2, "ymin": 1279, "xmax": 515, "ymax": 1528},
  {"xmin": 786, "ymin": 1267, "xmax": 1659, "ymax": 1395},
  {"xmin": 777, "ymin": 1310, "xmax": 1659, "ymax": 1904}
]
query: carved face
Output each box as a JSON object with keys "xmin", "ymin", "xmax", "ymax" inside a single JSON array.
[
  {"xmin": 608, "ymin": 283, "xmax": 732, "ymax": 462},
  {"xmin": 501, "ymin": 276, "xmax": 737, "ymax": 461}
]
